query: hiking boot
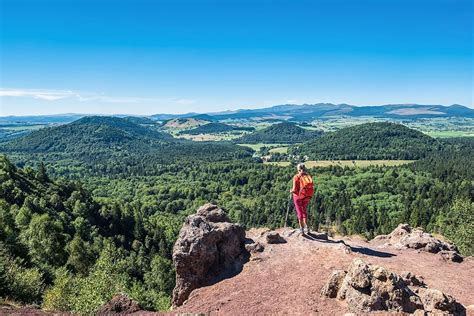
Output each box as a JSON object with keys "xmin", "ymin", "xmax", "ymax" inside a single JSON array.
[{"xmin": 300, "ymin": 227, "xmax": 304, "ymax": 234}]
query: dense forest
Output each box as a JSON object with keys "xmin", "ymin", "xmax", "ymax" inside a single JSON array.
[
  {"xmin": 236, "ymin": 122, "xmax": 322, "ymax": 144},
  {"xmin": 0, "ymin": 156, "xmax": 178, "ymax": 312},
  {"xmin": 179, "ymin": 122, "xmax": 254, "ymax": 135},
  {"xmin": 0, "ymin": 118, "xmax": 473, "ymax": 313},
  {"xmin": 291, "ymin": 122, "xmax": 440, "ymax": 160},
  {"xmin": 0, "ymin": 117, "xmax": 253, "ymax": 177}
]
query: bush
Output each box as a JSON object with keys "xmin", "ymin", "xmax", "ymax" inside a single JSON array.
[
  {"xmin": 4, "ymin": 257, "xmax": 45, "ymax": 303},
  {"xmin": 128, "ymin": 281, "xmax": 171, "ymax": 311},
  {"xmin": 143, "ymin": 255, "xmax": 175, "ymax": 294},
  {"xmin": 42, "ymin": 268, "xmax": 77, "ymax": 311}
]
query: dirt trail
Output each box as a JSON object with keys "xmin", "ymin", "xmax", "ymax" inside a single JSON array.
[{"xmin": 175, "ymin": 227, "xmax": 474, "ymax": 315}]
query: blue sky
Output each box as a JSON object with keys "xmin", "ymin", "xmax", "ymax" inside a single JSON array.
[{"xmin": 0, "ymin": 0, "xmax": 472, "ymax": 116}]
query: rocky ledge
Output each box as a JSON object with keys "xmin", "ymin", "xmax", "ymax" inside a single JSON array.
[
  {"xmin": 321, "ymin": 258, "xmax": 466, "ymax": 315},
  {"xmin": 373, "ymin": 224, "xmax": 463, "ymax": 262}
]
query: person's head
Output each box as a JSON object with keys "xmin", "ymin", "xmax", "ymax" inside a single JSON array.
[{"xmin": 297, "ymin": 163, "xmax": 307, "ymax": 174}]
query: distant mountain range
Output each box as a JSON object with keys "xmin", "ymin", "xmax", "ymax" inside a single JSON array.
[
  {"xmin": 1, "ymin": 103, "xmax": 473, "ymax": 124},
  {"xmin": 152, "ymin": 103, "xmax": 474, "ymax": 121}
]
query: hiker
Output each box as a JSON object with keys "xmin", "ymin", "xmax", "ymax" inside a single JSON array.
[{"xmin": 290, "ymin": 163, "xmax": 314, "ymax": 234}]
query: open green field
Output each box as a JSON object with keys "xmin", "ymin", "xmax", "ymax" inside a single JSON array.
[
  {"xmin": 177, "ymin": 133, "xmax": 240, "ymax": 141},
  {"xmin": 269, "ymin": 146, "xmax": 289, "ymax": 153},
  {"xmin": 2, "ymin": 125, "xmax": 47, "ymax": 131},
  {"xmin": 264, "ymin": 160, "xmax": 416, "ymax": 168},
  {"xmin": 423, "ymin": 131, "xmax": 474, "ymax": 138}
]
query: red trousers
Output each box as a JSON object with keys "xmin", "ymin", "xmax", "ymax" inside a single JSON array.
[{"xmin": 293, "ymin": 194, "xmax": 310, "ymax": 220}]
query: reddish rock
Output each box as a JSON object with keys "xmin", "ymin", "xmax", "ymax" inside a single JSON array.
[
  {"xmin": 172, "ymin": 203, "xmax": 247, "ymax": 307},
  {"xmin": 321, "ymin": 259, "xmax": 465, "ymax": 314}
]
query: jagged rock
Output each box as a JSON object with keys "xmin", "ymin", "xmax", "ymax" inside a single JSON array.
[
  {"xmin": 439, "ymin": 250, "xmax": 463, "ymax": 263},
  {"xmin": 98, "ymin": 294, "xmax": 141, "ymax": 315},
  {"xmin": 265, "ymin": 231, "xmax": 286, "ymax": 244},
  {"xmin": 347, "ymin": 258, "xmax": 371, "ymax": 289},
  {"xmin": 372, "ymin": 266, "xmax": 390, "ymax": 281},
  {"xmin": 321, "ymin": 259, "xmax": 465, "ymax": 315},
  {"xmin": 373, "ymin": 223, "xmax": 411, "ymax": 243},
  {"xmin": 172, "ymin": 203, "xmax": 248, "ymax": 307},
  {"xmin": 400, "ymin": 271, "xmax": 426, "ymax": 287},
  {"xmin": 373, "ymin": 224, "xmax": 463, "ymax": 262},
  {"xmin": 196, "ymin": 203, "xmax": 230, "ymax": 222},
  {"xmin": 320, "ymin": 270, "xmax": 347, "ymax": 298},
  {"xmin": 418, "ymin": 288, "xmax": 466, "ymax": 315},
  {"xmin": 245, "ymin": 241, "xmax": 265, "ymax": 254}
]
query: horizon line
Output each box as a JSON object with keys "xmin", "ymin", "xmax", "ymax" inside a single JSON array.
[{"xmin": 0, "ymin": 102, "xmax": 470, "ymax": 118}]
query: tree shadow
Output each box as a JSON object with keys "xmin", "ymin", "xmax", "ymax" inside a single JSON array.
[{"xmin": 303, "ymin": 232, "xmax": 396, "ymax": 258}]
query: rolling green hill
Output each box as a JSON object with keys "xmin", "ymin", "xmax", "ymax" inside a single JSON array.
[
  {"xmin": 236, "ymin": 122, "xmax": 322, "ymax": 144},
  {"xmin": 180, "ymin": 122, "xmax": 254, "ymax": 135},
  {"xmin": 0, "ymin": 116, "xmax": 252, "ymax": 176},
  {"xmin": 122, "ymin": 116, "xmax": 157, "ymax": 125},
  {"xmin": 292, "ymin": 122, "xmax": 439, "ymax": 160},
  {"xmin": 1, "ymin": 116, "xmax": 172, "ymax": 153}
]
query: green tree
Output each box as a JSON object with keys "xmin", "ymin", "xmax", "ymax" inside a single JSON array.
[
  {"xmin": 441, "ymin": 199, "xmax": 474, "ymax": 256},
  {"xmin": 19, "ymin": 213, "xmax": 66, "ymax": 270}
]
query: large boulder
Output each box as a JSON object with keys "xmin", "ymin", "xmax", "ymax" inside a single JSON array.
[
  {"xmin": 373, "ymin": 224, "xmax": 463, "ymax": 262},
  {"xmin": 321, "ymin": 259, "xmax": 465, "ymax": 315},
  {"xmin": 172, "ymin": 204, "xmax": 248, "ymax": 307}
]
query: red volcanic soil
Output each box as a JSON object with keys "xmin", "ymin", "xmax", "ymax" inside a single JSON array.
[{"xmin": 174, "ymin": 227, "xmax": 474, "ymax": 315}]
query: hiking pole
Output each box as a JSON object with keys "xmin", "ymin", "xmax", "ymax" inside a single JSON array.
[{"xmin": 284, "ymin": 193, "xmax": 292, "ymax": 228}]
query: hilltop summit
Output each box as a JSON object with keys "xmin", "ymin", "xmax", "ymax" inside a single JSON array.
[
  {"xmin": 293, "ymin": 122, "xmax": 438, "ymax": 160},
  {"xmin": 168, "ymin": 205, "xmax": 473, "ymax": 315}
]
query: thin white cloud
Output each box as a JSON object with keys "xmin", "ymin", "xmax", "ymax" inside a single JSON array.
[
  {"xmin": 0, "ymin": 88, "xmax": 75, "ymax": 101},
  {"xmin": 0, "ymin": 88, "xmax": 195, "ymax": 105}
]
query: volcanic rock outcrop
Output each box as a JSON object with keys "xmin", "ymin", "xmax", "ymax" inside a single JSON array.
[
  {"xmin": 172, "ymin": 203, "xmax": 248, "ymax": 307},
  {"xmin": 321, "ymin": 258, "xmax": 465, "ymax": 315},
  {"xmin": 373, "ymin": 224, "xmax": 463, "ymax": 262}
]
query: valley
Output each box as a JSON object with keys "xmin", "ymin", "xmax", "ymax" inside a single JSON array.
[{"xmin": 0, "ymin": 104, "xmax": 473, "ymax": 314}]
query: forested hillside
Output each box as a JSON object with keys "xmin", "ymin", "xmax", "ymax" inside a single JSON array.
[
  {"xmin": 179, "ymin": 122, "xmax": 254, "ymax": 135},
  {"xmin": 0, "ymin": 116, "xmax": 172, "ymax": 156},
  {"xmin": 0, "ymin": 117, "xmax": 253, "ymax": 176},
  {"xmin": 236, "ymin": 122, "xmax": 322, "ymax": 144},
  {"xmin": 292, "ymin": 122, "xmax": 439, "ymax": 160},
  {"xmin": 0, "ymin": 155, "xmax": 179, "ymax": 312}
]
